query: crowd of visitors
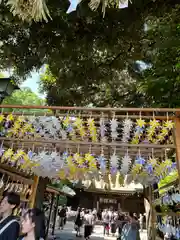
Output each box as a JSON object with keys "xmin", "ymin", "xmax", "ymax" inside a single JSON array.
[
  {"xmin": 0, "ymin": 190, "xmax": 145, "ymax": 240},
  {"xmin": 73, "ymin": 207, "xmax": 145, "ymax": 240}
]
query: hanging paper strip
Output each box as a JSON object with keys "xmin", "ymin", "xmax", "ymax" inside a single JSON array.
[
  {"xmin": 146, "ymin": 119, "xmax": 160, "ymax": 143},
  {"xmin": 110, "ymin": 150, "xmax": 119, "ymax": 175},
  {"xmin": 156, "ymin": 120, "xmax": 174, "ymax": 144},
  {"xmin": 120, "ymin": 152, "xmax": 131, "ymax": 175},
  {"xmin": 87, "ymin": 118, "xmax": 97, "ymax": 142},
  {"xmin": 97, "ymin": 154, "xmax": 106, "ymax": 174},
  {"xmin": 0, "ymin": 147, "xmax": 39, "ymax": 171},
  {"xmin": 110, "ymin": 118, "xmax": 118, "ymax": 140},
  {"xmin": 121, "ymin": 118, "xmax": 133, "ymax": 142},
  {"xmin": 99, "ymin": 117, "xmax": 107, "ymax": 142},
  {"xmin": 63, "ymin": 116, "xmax": 76, "ymax": 140},
  {"xmin": 73, "ymin": 117, "xmax": 86, "ymax": 139},
  {"xmin": 131, "ymin": 118, "xmax": 146, "ymax": 144}
]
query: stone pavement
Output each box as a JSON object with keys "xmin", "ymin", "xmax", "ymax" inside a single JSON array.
[{"xmin": 49, "ymin": 221, "xmax": 147, "ymax": 240}]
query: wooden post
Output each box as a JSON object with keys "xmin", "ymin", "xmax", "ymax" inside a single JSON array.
[
  {"xmin": 29, "ymin": 176, "xmax": 39, "ymax": 208},
  {"xmin": 174, "ymin": 116, "xmax": 180, "ymax": 183},
  {"xmin": 148, "ymin": 186, "xmax": 156, "ymax": 240},
  {"xmin": 34, "ymin": 177, "xmax": 49, "ymax": 209},
  {"xmin": 52, "ymin": 194, "xmax": 59, "ymax": 236},
  {"xmin": 45, "ymin": 193, "xmax": 55, "ymax": 238},
  {"xmin": 151, "ymin": 188, "xmax": 156, "ymax": 240}
]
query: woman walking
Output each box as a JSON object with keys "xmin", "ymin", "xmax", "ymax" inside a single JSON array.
[{"xmin": 74, "ymin": 207, "xmax": 83, "ymax": 237}]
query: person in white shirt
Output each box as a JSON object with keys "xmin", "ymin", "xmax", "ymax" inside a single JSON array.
[
  {"xmin": 102, "ymin": 209, "xmax": 110, "ymax": 236},
  {"xmin": 84, "ymin": 210, "xmax": 93, "ymax": 240},
  {"xmin": 92, "ymin": 209, "xmax": 97, "ymax": 233},
  {"xmin": 139, "ymin": 213, "xmax": 144, "ymax": 232}
]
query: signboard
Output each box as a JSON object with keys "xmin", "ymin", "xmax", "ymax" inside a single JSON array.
[{"xmin": 99, "ymin": 197, "xmax": 117, "ymax": 204}]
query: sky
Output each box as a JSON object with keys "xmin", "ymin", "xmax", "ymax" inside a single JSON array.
[
  {"xmin": 3, "ymin": 70, "xmax": 41, "ymax": 95},
  {"xmin": 21, "ymin": 71, "xmax": 40, "ymax": 95},
  {"xmin": 23, "ymin": 72, "xmax": 46, "ymax": 98}
]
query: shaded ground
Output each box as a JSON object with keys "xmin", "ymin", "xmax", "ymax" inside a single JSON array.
[{"xmin": 49, "ymin": 221, "xmax": 147, "ymax": 240}]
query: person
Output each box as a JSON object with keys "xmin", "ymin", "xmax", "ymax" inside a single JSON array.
[
  {"xmin": 102, "ymin": 209, "xmax": 110, "ymax": 236},
  {"xmin": 121, "ymin": 212, "xmax": 140, "ymax": 240},
  {"xmin": 84, "ymin": 210, "xmax": 93, "ymax": 240},
  {"xmin": 0, "ymin": 191, "xmax": 20, "ymax": 240},
  {"xmin": 92, "ymin": 209, "xmax": 97, "ymax": 233},
  {"xmin": 139, "ymin": 213, "xmax": 144, "ymax": 232},
  {"xmin": 110, "ymin": 211, "xmax": 117, "ymax": 236},
  {"xmin": 92, "ymin": 208, "xmax": 97, "ymax": 216},
  {"xmin": 19, "ymin": 208, "xmax": 46, "ymax": 240},
  {"xmin": 74, "ymin": 207, "xmax": 83, "ymax": 237},
  {"xmin": 133, "ymin": 213, "xmax": 138, "ymax": 221},
  {"xmin": 58, "ymin": 205, "xmax": 66, "ymax": 230},
  {"xmin": 116, "ymin": 213, "xmax": 126, "ymax": 239},
  {"xmin": 97, "ymin": 209, "xmax": 102, "ymax": 220},
  {"xmin": 64, "ymin": 206, "xmax": 67, "ymax": 226}
]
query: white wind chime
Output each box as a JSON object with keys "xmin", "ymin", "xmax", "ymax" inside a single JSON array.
[
  {"xmin": 31, "ymin": 149, "xmax": 64, "ymax": 178},
  {"xmin": 28, "ymin": 116, "xmax": 67, "ymax": 139}
]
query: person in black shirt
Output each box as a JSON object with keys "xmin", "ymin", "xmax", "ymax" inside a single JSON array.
[
  {"xmin": 0, "ymin": 191, "xmax": 20, "ymax": 240},
  {"xmin": 58, "ymin": 206, "xmax": 66, "ymax": 230}
]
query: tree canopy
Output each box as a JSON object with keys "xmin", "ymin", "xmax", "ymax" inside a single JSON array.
[
  {"xmin": 0, "ymin": 0, "xmax": 179, "ymax": 107},
  {"xmin": 39, "ymin": 0, "xmax": 180, "ymax": 107},
  {"xmin": 2, "ymin": 87, "xmax": 47, "ymax": 112},
  {"xmin": 136, "ymin": 4, "xmax": 180, "ymax": 107}
]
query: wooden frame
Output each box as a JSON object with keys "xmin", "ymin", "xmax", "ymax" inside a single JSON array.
[{"xmin": 0, "ymin": 104, "xmax": 179, "ymax": 240}]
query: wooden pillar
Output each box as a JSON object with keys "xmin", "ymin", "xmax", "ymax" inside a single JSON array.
[
  {"xmin": 46, "ymin": 193, "xmax": 55, "ymax": 238},
  {"xmin": 52, "ymin": 194, "xmax": 59, "ymax": 236},
  {"xmin": 29, "ymin": 176, "xmax": 39, "ymax": 208},
  {"xmin": 149, "ymin": 187, "xmax": 156, "ymax": 240},
  {"xmin": 174, "ymin": 116, "xmax": 180, "ymax": 182},
  {"xmin": 34, "ymin": 177, "xmax": 49, "ymax": 209}
]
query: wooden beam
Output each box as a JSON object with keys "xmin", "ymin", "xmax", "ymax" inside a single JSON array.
[
  {"xmin": 85, "ymin": 188, "xmax": 137, "ymax": 195},
  {"xmin": 174, "ymin": 116, "xmax": 180, "ymax": 183},
  {"xmin": 0, "ymin": 111, "xmax": 175, "ymax": 120},
  {"xmin": 0, "ymin": 104, "xmax": 179, "ymax": 113},
  {"xmin": 46, "ymin": 186, "xmax": 73, "ymax": 197},
  {"xmin": 0, "ymin": 137, "xmax": 175, "ymax": 149}
]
